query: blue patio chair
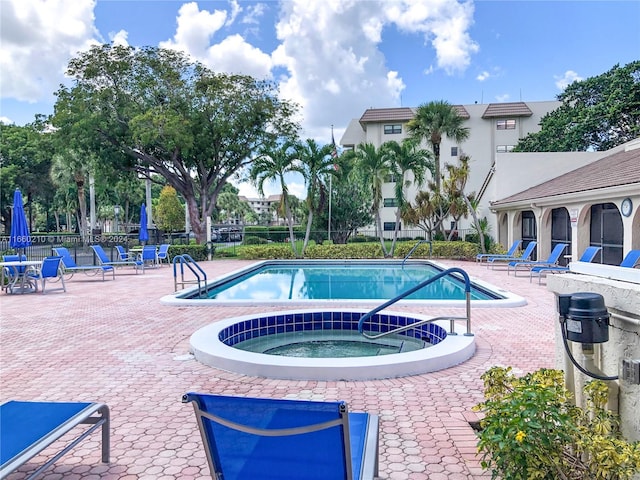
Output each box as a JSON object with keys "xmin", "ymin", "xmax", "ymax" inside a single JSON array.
[
  {"xmin": 530, "ymin": 246, "xmax": 601, "ymax": 283},
  {"xmin": 475, "ymin": 240, "xmax": 521, "ymax": 263},
  {"xmin": 91, "ymin": 245, "xmax": 142, "ymax": 273},
  {"xmin": 2, "ymin": 254, "xmax": 28, "ymax": 293},
  {"xmin": 53, "ymin": 247, "xmax": 115, "ymax": 281},
  {"xmin": 0, "ymin": 400, "xmax": 110, "ymax": 479},
  {"xmin": 27, "ymin": 256, "xmax": 66, "ymax": 293},
  {"xmin": 507, "ymin": 243, "xmax": 568, "ymax": 276},
  {"xmin": 115, "ymin": 245, "xmax": 131, "ymax": 261},
  {"xmin": 183, "ymin": 393, "xmax": 379, "ymax": 480},
  {"xmin": 139, "ymin": 245, "xmax": 158, "ymax": 272},
  {"xmin": 488, "ymin": 241, "xmax": 537, "ymax": 269},
  {"xmin": 156, "ymin": 244, "xmax": 171, "ymax": 265},
  {"xmin": 620, "ymin": 249, "xmax": 640, "ymax": 268}
]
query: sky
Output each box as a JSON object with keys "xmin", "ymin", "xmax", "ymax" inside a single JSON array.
[{"xmin": 1, "ymin": 0, "xmax": 639, "ymax": 199}]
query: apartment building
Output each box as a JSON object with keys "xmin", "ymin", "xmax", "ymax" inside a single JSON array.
[{"xmin": 340, "ymin": 101, "xmax": 561, "ymax": 237}]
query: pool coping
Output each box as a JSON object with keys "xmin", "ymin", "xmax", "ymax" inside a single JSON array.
[
  {"xmin": 189, "ymin": 309, "xmax": 477, "ymax": 381},
  {"xmin": 161, "ymin": 259, "xmax": 527, "ymax": 308}
]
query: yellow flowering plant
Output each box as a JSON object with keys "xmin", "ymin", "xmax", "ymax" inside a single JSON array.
[{"xmin": 474, "ymin": 367, "xmax": 640, "ymax": 480}]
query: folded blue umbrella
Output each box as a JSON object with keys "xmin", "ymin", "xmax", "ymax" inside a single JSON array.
[
  {"xmin": 139, "ymin": 203, "xmax": 149, "ymax": 244},
  {"xmin": 9, "ymin": 189, "xmax": 31, "ymax": 254}
]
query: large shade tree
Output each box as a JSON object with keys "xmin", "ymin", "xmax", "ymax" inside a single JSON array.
[
  {"xmin": 52, "ymin": 44, "xmax": 298, "ymax": 244},
  {"xmin": 515, "ymin": 61, "xmax": 640, "ymax": 152}
]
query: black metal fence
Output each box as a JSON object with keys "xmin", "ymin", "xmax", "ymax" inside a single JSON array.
[{"xmin": 0, "ymin": 227, "xmax": 475, "ymax": 262}]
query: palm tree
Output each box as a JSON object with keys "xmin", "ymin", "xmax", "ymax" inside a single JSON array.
[
  {"xmin": 296, "ymin": 138, "xmax": 335, "ymax": 254},
  {"xmin": 352, "ymin": 142, "xmax": 390, "ymax": 256},
  {"xmin": 50, "ymin": 150, "xmax": 92, "ymax": 243},
  {"xmin": 407, "ymin": 100, "xmax": 469, "ymax": 236},
  {"xmin": 381, "ymin": 139, "xmax": 433, "ymax": 255},
  {"xmin": 445, "ymin": 154, "xmax": 486, "ymax": 253},
  {"xmin": 407, "ymin": 100, "xmax": 470, "ymax": 191},
  {"xmin": 250, "ymin": 141, "xmax": 301, "ymax": 256}
]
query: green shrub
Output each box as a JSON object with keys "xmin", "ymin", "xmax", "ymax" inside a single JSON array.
[
  {"xmin": 165, "ymin": 244, "xmax": 210, "ymax": 262},
  {"xmin": 393, "ymin": 240, "xmax": 479, "ymax": 260},
  {"xmin": 475, "ymin": 367, "xmax": 640, "ymax": 480},
  {"xmin": 237, "ymin": 244, "xmax": 296, "ymax": 259},
  {"xmin": 243, "ymin": 235, "xmax": 268, "ymax": 245},
  {"xmin": 305, "ymin": 243, "xmax": 384, "ymax": 259}
]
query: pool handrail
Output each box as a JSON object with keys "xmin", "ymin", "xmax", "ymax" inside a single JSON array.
[
  {"xmin": 173, "ymin": 254, "xmax": 207, "ymax": 297},
  {"xmin": 357, "ymin": 267, "xmax": 472, "ymax": 337},
  {"xmin": 402, "ymin": 240, "xmax": 432, "ymax": 266}
]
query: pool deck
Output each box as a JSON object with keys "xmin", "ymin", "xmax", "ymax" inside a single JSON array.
[{"xmin": 0, "ymin": 259, "xmax": 557, "ymax": 479}]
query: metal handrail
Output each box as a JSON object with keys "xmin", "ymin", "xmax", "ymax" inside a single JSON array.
[
  {"xmin": 402, "ymin": 240, "xmax": 432, "ymax": 266},
  {"xmin": 173, "ymin": 254, "xmax": 207, "ymax": 297},
  {"xmin": 357, "ymin": 267, "xmax": 473, "ymax": 338}
]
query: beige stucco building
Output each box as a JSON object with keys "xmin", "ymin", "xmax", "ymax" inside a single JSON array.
[{"xmin": 341, "ymin": 100, "xmax": 561, "ymax": 237}]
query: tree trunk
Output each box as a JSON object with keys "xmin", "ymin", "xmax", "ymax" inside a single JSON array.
[
  {"xmin": 463, "ymin": 196, "xmax": 486, "ymax": 254},
  {"xmin": 302, "ymin": 209, "xmax": 313, "ymax": 255}
]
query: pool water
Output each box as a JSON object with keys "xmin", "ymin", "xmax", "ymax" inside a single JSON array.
[
  {"xmin": 234, "ymin": 330, "xmax": 426, "ymax": 357},
  {"xmin": 202, "ymin": 262, "xmax": 498, "ymax": 301}
]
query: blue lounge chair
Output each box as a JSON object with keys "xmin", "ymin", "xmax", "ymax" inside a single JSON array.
[
  {"xmin": 530, "ymin": 246, "xmax": 601, "ymax": 283},
  {"xmin": 507, "ymin": 243, "xmax": 568, "ymax": 276},
  {"xmin": 488, "ymin": 241, "xmax": 537, "ymax": 269},
  {"xmin": 620, "ymin": 249, "xmax": 640, "ymax": 268},
  {"xmin": 0, "ymin": 400, "xmax": 109, "ymax": 479},
  {"xmin": 27, "ymin": 256, "xmax": 66, "ymax": 293},
  {"xmin": 475, "ymin": 240, "xmax": 521, "ymax": 263},
  {"xmin": 53, "ymin": 247, "xmax": 115, "ymax": 281},
  {"xmin": 183, "ymin": 393, "xmax": 379, "ymax": 480},
  {"xmin": 91, "ymin": 244, "xmax": 142, "ymax": 273}
]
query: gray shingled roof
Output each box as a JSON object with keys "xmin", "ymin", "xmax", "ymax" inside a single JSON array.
[
  {"xmin": 453, "ymin": 105, "xmax": 470, "ymax": 119},
  {"xmin": 482, "ymin": 102, "xmax": 533, "ymax": 118},
  {"xmin": 492, "ymin": 146, "xmax": 640, "ymax": 205},
  {"xmin": 359, "ymin": 105, "xmax": 470, "ymax": 123},
  {"xmin": 359, "ymin": 108, "xmax": 415, "ymax": 123}
]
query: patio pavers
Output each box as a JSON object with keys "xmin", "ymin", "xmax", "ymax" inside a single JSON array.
[{"xmin": 0, "ymin": 259, "xmax": 557, "ymax": 479}]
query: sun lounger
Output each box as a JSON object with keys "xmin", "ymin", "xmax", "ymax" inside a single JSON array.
[
  {"xmin": 530, "ymin": 246, "xmax": 601, "ymax": 283},
  {"xmin": 53, "ymin": 247, "xmax": 115, "ymax": 281},
  {"xmin": 0, "ymin": 400, "xmax": 110, "ymax": 479},
  {"xmin": 475, "ymin": 240, "xmax": 521, "ymax": 263},
  {"xmin": 507, "ymin": 243, "xmax": 568, "ymax": 276},
  {"xmin": 183, "ymin": 392, "xmax": 379, "ymax": 480},
  {"xmin": 488, "ymin": 241, "xmax": 537, "ymax": 269},
  {"xmin": 91, "ymin": 244, "xmax": 142, "ymax": 273}
]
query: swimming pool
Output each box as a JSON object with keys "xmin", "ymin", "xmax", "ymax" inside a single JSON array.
[{"xmin": 162, "ymin": 259, "xmax": 526, "ymax": 307}]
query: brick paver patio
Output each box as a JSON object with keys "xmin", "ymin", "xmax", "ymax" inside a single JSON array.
[{"xmin": 0, "ymin": 258, "xmax": 557, "ymax": 479}]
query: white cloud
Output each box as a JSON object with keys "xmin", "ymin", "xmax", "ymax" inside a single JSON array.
[
  {"xmin": 495, "ymin": 93, "xmax": 510, "ymax": 102},
  {"xmin": 477, "ymin": 71, "xmax": 490, "ymax": 81},
  {"xmin": 0, "ymin": 116, "xmax": 14, "ymax": 125},
  {"xmin": 109, "ymin": 29, "xmax": 129, "ymax": 47},
  {"xmin": 0, "ymin": 0, "xmax": 99, "ymax": 102},
  {"xmin": 555, "ymin": 70, "xmax": 582, "ymax": 90},
  {"xmin": 159, "ymin": 3, "xmax": 273, "ymax": 79}
]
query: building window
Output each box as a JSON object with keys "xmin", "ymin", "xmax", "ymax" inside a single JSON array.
[
  {"xmin": 496, "ymin": 145, "xmax": 515, "ymax": 153},
  {"xmin": 383, "ymin": 222, "xmax": 400, "ymax": 231},
  {"xmin": 496, "ymin": 119, "xmax": 516, "ymax": 130},
  {"xmin": 451, "ymin": 147, "xmax": 458, "ymax": 156},
  {"xmin": 384, "ymin": 124, "xmax": 402, "ymax": 134},
  {"xmin": 383, "ymin": 198, "xmax": 398, "ymax": 207},
  {"xmin": 385, "ymin": 174, "xmax": 398, "ymax": 183}
]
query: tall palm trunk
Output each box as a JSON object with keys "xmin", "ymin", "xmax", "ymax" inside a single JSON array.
[{"xmin": 464, "ymin": 195, "xmax": 486, "ymax": 253}]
